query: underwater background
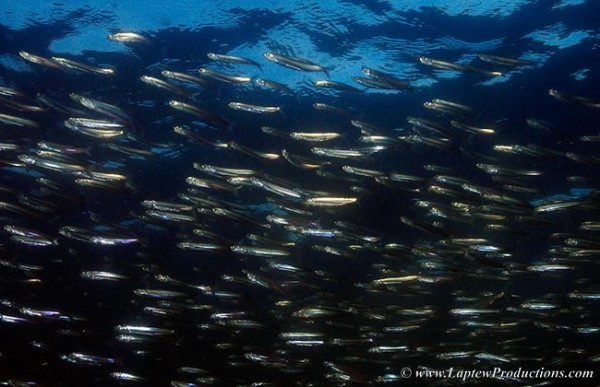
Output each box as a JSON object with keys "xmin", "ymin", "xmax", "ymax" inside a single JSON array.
[{"xmin": 1, "ymin": 0, "xmax": 600, "ymax": 385}]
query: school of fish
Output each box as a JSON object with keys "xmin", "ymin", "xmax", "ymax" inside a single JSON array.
[{"xmin": 0, "ymin": 29, "xmax": 599, "ymax": 386}]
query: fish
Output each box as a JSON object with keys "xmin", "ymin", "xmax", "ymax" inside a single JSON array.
[
  {"xmin": 313, "ymin": 80, "xmax": 363, "ymax": 93},
  {"xmin": 51, "ymin": 57, "xmax": 114, "ymax": 75},
  {"xmin": 140, "ymin": 75, "xmax": 192, "ymax": 96},
  {"xmin": 207, "ymin": 52, "xmax": 262, "ymax": 69},
  {"xmin": 18, "ymin": 154, "xmax": 87, "ymax": 173},
  {"xmin": 289, "ymin": 132, "xmax": 341, "ymax": 142},
  {"xmin": 4, "ymin": 225, "xmax": 57, "ymax": 245},
  {"xmin": 65, "ymin": 118, "xmax": 125, "ymax": 138},
  {"xmin": 197, "ymin": 67, "xmax": 251, "ymax": 84},
  {"xmin": 424, "ymin": 99, "xmax": 473, "ymax": 116},
  {"xmin": 161, "ymin": 70, "xmax": 213, "ymax": 87},
  {"xmin": 312, "ymin": 102, "xmax": 354, "ymax": 117},
  {"xmin": 549, "ymin": 89, "xmax": 600, "ymax": 108},
  {"xmin": 0, "ymin": 85, "xmax": 26, "ymax": 98},
  {"xmin": 61, "ymin": 352, "xmax": 124, "ymax": 366},
  {"xmin": 450, "ymin": 120, "xmax": 495, "ymax": 135},
  {"xmin": 173, "ymin": 125, "xmax": 228, "ymax": 148},
  {"xmin": 107, "ymin": 32, "xmax": 153, "ymax": 45},
  {"xmin": 407, "ymin": 116, "xmax": 453, "ymax": 137},
  {"xmin": 37, "ymin": 141, "xmax": 91, "ymax": 155},
  {"xmin": 0, "ymin": 95, "xmax": 45, "ymax": 113},
  {"xmin": 69, "ymin": 93, "xmax": 133, "ymax": 125},
  {"xmin": 311, "ymin": 147, "xmax": 371, "ymax": 159},
  {"xmin": 477, "ymin": 54, "xmax": 535, "ymax": 66},
  {"xmin": 281, "ymin": 149, "xmax": 327, "ymax": 170},
  {"xmin": 352, "ymin": 76, "xmax": 401, "ymax": 90},
  {"xmin": 525, "ymin": 118, "xmax": 558, "ymax": 133},
  {"xmin": 194, "ymin": 163, "xmax": 257, "ymax": 177},
  {"xmin": 18, "ymin": 51, "xmax": 63, "ymax": 69},
  {"xmin": 249, "ymin": 176, "xmax": 302, "ymax": 199},
  {"xmin": 0, "ymin": 112, "xmax": 39, "ymax": 128},
  {"xmin": 304, "ymin": 197, "xmax": 358, "ymax": 207},
  {"xmin": 263, "ymin": 52, "xmax": 330, "ymax": 76},
  {"xmin": 228, "ymin": 141, "xmax": 280, "ymax": 160},
  {"xmin": 361, "ymin": 67, "xmax": 414, "ymax": 90},
  {"xmin": 228, "ymin": 102, "xmax": 281, "ymax": 114},
  {"xmin": 230, "ymin": 245, "xmax": 291, "ymax": 257},
  {"xmin": 255, "ymin": 78, "xmax": 295, "ymax": 94},
  {"xmin": 169, "ymin": 100, "xmax": 229, "ymax": 128},
  {"xmin": 80, "ymin": 271, "xmax": 131, "ymax": 281},
  {"xmin": 420, "ymin": 56, "xmax": 503, "ymax": 76}
]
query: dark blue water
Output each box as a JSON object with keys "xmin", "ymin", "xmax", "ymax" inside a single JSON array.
[{"xmin": 1, "ymin": 1, "xmax": 599, "ymax": 385}]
